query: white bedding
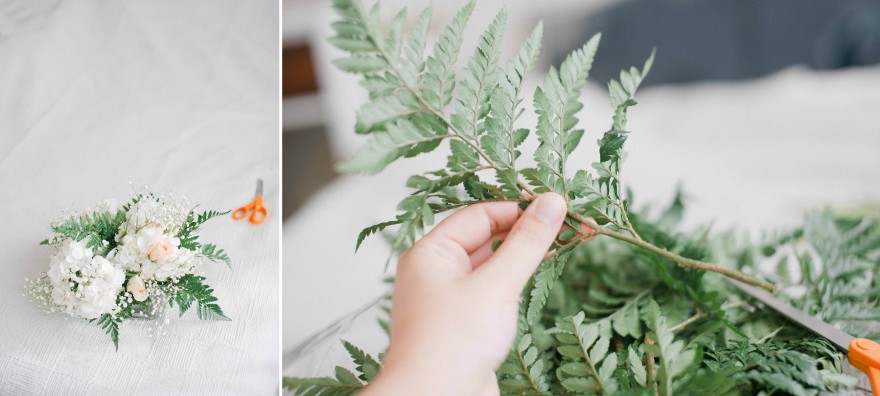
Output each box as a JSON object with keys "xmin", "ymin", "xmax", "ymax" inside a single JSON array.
[
  {"xmin": 282, "ymin": 2, "xmax": 880, "ymax": 372},
  {"xmin": 0, "ymin": 1, "xmax": 279, "ymax": 394}
]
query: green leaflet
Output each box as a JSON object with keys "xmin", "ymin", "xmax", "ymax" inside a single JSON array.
[
  {"xmin": 483, "ymin": 23, "xmax": 542, "ymax": 170},
  {"xmin": 546, "ymin": 311, "xmax": 619, "ymax": 394},
  {"xmin": 337, "ymin": 118, "xmax": 449, "ymax": 174},
  {"xmin": 342, "ymin": 340, "xmax": 382, "ymax": 382},
  {"xmin": 498, "ymin": 333, "xmax": 552, "ymax": 395},
  {"xmin": 452, "ymin": 9, "xmax": 506, "ymax": 140},
  {"xmin": 527, "ymin": 242, "xmax": 577, "ymax": 325},
  {"xmin": 532, "ymin": 33, "xmax": 600, "ymax": 197},
  {"xmin": 177, "ymin": 208, "xmax": 230, "ymax": 250},
  {"xmin": 171, "ymin": 274, "xmax": 231, "ymax": 321},
  {"xmin": 643, "ymin": 300, "xmax": 700, "ymax": 396},
  {"xmin": 200, "ymin": 243, "xmax": 230, "ymax": 267},
  {"xmin": 422, "ymin": 0, "xmax": 475, "ymax": 109},
  {"xmin": 283, "ymin": 367, "xmax": 364, "ymax": 396},
  {"xmin": 95, "ymin": 313, "xmax": 121, "ymax": 351}
]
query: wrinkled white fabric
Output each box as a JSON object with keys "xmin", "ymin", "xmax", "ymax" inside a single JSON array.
[{"xmin": 0, "ymin": 0, "xmax": 279, "ymax": 394}]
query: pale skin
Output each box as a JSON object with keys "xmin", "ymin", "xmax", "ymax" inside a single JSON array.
[{"xmin": 362, "ymin": 192, "xmax": 593, "ymax": 396}]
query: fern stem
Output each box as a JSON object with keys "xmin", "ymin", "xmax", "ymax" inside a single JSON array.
[
  {"xmin": 566, "ymin": 212, "xmax": 775, "ymax": 292},
  {"xmin": 666, "ymin": 308, "xmax": 703, "ymax": 334},
  {"xmin": 644, "ymin": 336, "xmax": 658, "ymax": 396},
  {"xmin": 363, "ymin": 16, "xmax": 775, "ymax": 293}
]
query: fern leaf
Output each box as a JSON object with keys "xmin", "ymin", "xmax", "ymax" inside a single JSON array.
[
  {"xmin": 283, "ymin": 366, "xmax": 364, "ymax": 396},
  {"xmin": 498, "ymin": 333, "xmax": 551, "ymax": 395},
  {"xmin": 421, "ymin": 0, "xmax": 475, "ymax": 109},
  {"xmin": 527, "ymin": 242, "xmax": 576, "ymax": 324},
  {"xmin": 547, "ymin": 311, "xmax": 619, "ymax": 394},
  {"xmin": 172, "ymin": 274, "xmax": 230, "ymax": 321},
  {"xmin": 342, "ymin": 340, "xmax": 381, "ymax": 382},
  {"xmin": 483, "ymin": 22, "xmax": 543, "ymax": 170},
  {"xmin": 337, "ymin": 118, "xmax": 449, "ymax": 174},
  {"xmin": 200, "ymin": 243, "xmax": 230, "ymax": 267},
  {"xmin": 398, "ymin": 6, "xmax": 432, "ymax": 87},
  {"xmin": 532, "ymin": 33, "xmax": 600, "ymax": 197},
  {"xmin": 356, "ymin": 220, "xmax": 402, "ymax": 252},
  {"xmin": 452, "ymin": 9, "xmax": 506, "ymax": 140},
  {"xmin": 95, "ymin": 313, "xmax": 121, "ymax": 351},
  {"xmin": 643, "ymin": 300, "xmax": 700, "ymax": 396}
]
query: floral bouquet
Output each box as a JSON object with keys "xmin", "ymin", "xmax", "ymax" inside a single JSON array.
[{"xmin": 24, "ymin": 193, "xmax": 231, "ymax": 350}]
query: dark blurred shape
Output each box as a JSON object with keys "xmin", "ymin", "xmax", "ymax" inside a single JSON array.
[
  {"xmin": 283, "ymin": 45, "xmax": 319, "ymax": 96},
  {"xmin": 551, "ymin": 0, "xmax": 880, "ymax": 86},
  {"xmin": 283, "ymin": 126, "xmax": 336, "ymax": 219}
]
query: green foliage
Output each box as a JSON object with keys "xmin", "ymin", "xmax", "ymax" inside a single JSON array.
[
  {"xmin": 200, "ymin": 243, "xmax": 230, "ymax": 267},
  {"xmin": 546, "ymin": 311, "xmax": 619, "ymax": 394},
  {"xmin": 705, "ymin": 339, "xmax": 859, "ymax": 395},
  {"xmin": 44, "ymin": 211, "xmax": 125, "ymax": 255},
  {"xmin": 283, "ymin": 366, "xmax": 364, "ymax": 396},
  {"xmin": 286, "ymin": 0, "xmax": 876, "ymax": 394},
  {"xmin": 177, "ymin": 209, "xmax": 230, "ymax": 250},
  {"xmin": 95, "ymin": 313, "xmax": 122, "ymax": 351},
  {"xmin": 498, "ymin": 333, "xmax": 552, "ymax": 395},
  {"xmin": 171, "ymin": 274, "xmax": 230, "ymax": 321}
]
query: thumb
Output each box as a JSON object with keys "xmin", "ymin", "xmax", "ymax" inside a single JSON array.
[{"xmin": 477, "ymin": 192, "xmax": 567, "ymax": 296}]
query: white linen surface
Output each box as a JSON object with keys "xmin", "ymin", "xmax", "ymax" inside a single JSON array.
[
  {"xmin": 283, "ymin": 4, "xmax": 880, "ymax": 370},
  {"xmin": 0, "ymin": 1, "xmax": 279, "ymax": 394}
]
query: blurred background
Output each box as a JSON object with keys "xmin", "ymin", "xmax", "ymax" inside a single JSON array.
[{"xmin": 281, "ymin": 0, "xmax": 880, "ymax": 379}]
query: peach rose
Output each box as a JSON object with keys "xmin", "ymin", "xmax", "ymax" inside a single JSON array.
[
  {"xmin": 127, "ymin": 275, "xmax": 148, "ymax": 302},
  {"xmin": 147, "ymin": 237, "xmax": 177, "ymax": 262}
]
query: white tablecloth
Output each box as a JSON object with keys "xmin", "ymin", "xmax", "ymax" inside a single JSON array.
[{"xmin": 0, "ymin": 1, "xmax": 279, "ymax": 394}]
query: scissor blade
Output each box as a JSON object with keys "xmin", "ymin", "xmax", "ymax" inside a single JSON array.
[
  {"xmin": 727, "ymin": 279, "xmax": 854, "ymax": 353},
  {"xmin": 256, "ymin": 178, "xmax": 264, "ymax": 196}
]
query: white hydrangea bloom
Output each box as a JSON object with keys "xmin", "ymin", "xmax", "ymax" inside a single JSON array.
[
  {"xmin": 114, "ymin": 226, "xmax": 193, "ymax": 282},
  {"xmin": 46, "ymin": 239, "xmax": 125, "ymax": 319}
]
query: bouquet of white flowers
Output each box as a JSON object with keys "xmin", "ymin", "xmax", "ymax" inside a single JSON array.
[{"xmin": 24, "ymin": 192, "xmax": 231, "ymax": 350}]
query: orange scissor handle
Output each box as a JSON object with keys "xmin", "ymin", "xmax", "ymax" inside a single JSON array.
[
  {"xmin": 849, "ymin": 338, "xmax": 880, "ymax": 393},
  {"xmin": 232, "ymin": 195, "xmax": 267, "ymax": 225}
]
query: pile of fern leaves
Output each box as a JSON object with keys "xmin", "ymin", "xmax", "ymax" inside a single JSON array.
[{"xmin": 283, "ymin": 0, "xmax": 880, "ymax": 394}]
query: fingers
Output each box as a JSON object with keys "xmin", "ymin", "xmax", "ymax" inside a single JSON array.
[
  {"xmin": 403, "ymin": 201, "xmax": 522, "ymax": 275},
  {"xmin": 468, "ymin": 230, "xmax": 510, "ymax": 270},
  {"xmin": 476, "ymin": 193, "xmax": 568, "ymax": 296}
]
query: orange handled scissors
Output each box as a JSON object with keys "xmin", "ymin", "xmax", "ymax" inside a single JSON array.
[
  {"xmin": 730, "ymin": 279, "xmax": 880, "ymax": 392},
  {"xmin": 233, "ymin": 178, "xmax": 268, "ymax": 225}
]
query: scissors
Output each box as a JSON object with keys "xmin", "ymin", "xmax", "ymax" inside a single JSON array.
[
  {"xmin": 232, "ymin": 178, "xmax": 268, "ymax": 225},
  {"xmin": 729, "ymin": 279, "xmax": 880, "ymax": 392}
]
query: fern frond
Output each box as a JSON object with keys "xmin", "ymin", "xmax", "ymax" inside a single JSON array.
[
  {"xmin": 532, "ymin": 33, "xmax": 600, "ymax": 198},
  {"xmin": 547, "ymin": 311, "xmax": 618, "ymax": 394},
  {"xmin": 171, "ymin": 274, "xmax": 230, "ymax": 321},
  {"xmin": 342, "ymin": 340, "xmax": 381, "ymax": 382},
  {"xmin": 526, "ymin": 242, "xmax": 577, "ymax": 324},
  {"xmin": 421, "ymin": 0, "xmax": 475, "ymax": 109},
  {"xmin": 643, "ymin": 300, "xmax": 700, "ymax": 396},
  {"xmin": 200, "ymin": 243, "xmax": 230, "ymax": 267},
  {"xmin": 498, "ymin": 333, "xmax": 552, "ymax": 395},
  {"xmin": 483, "ymin": 23, "xmax": 542, "ymax": 170},
  {"xmin": 283, "ymin": 367, "xmax": 364, "ymax": 396},
  {"xmin": 337, "ymin": 118, "xmax": 449, "ymax": 174},
  {"xmin": 451, "ymin": 9, "xmax": 506, "ymax": 140}
]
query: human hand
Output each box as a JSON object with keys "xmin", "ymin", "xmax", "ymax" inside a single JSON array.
[{"xmin": 363, "ymin": 192, "xmax": 584, "ymax": 396}]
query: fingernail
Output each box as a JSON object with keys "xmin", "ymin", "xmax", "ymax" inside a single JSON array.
[{"xmin": 533, "ymin": 193, "xmax": 566, "ymax": 224}]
